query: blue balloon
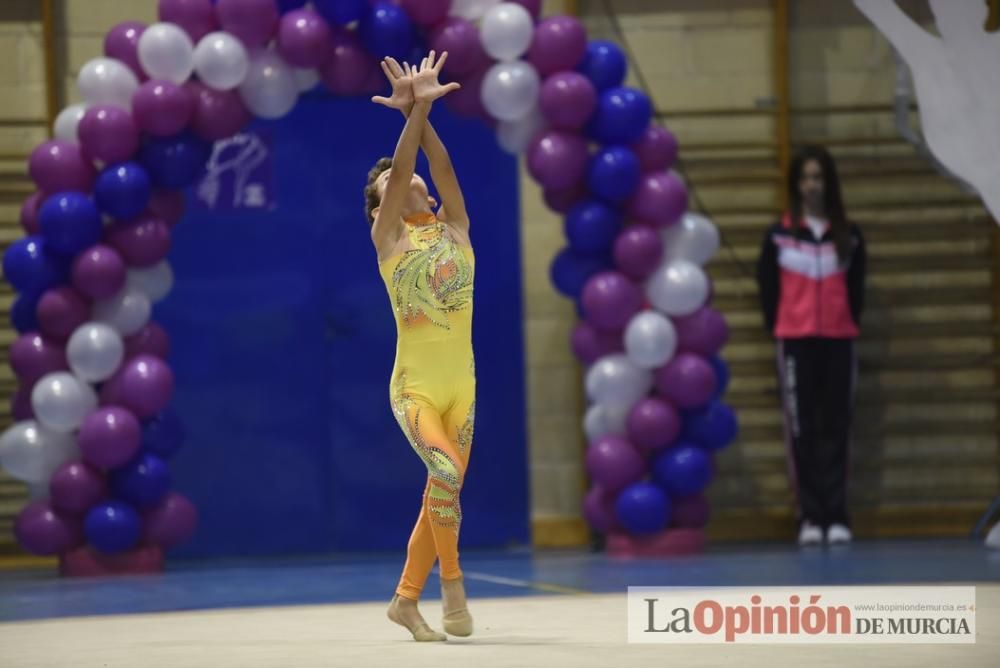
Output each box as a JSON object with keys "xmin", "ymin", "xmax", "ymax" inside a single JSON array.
[
  {"xmin": 94, "ymin": 162, "xmax": 152, "ymax": 220},
  {"xmin": 578, "ymin": 40, "xmax": 627, "ymax": 92},
  {"xmin": 709, "ymin": 356, "xmax": 729, "ymax": 399},
  {"xmin": 360, "ymin": 2, "xmax": 413, "ymax": 61},
  {"xmin": 277, "ymin": 0, "xmax": 308, "ymax": 12},
  {"xmin": 140, "ymin": 132, "xmax": 212, "ymax": 189},
  {"xmin": 588, "ymin": 87, "xmax": 653, "ymax": 145},
  {"xmin": 682, "ymin": 401, "xmax": 738, "ymax": 451},
  {"xmin": 85, "ymin": 501, "xmax": 142, "ymax": 554},
  {"xmin": 2, "ymin": 235, "xmax": 69, "ymax": 298},
  {"xmin": 315, "ymin": 0, "xmax": 367, "ymax": 25},
  {"xmin": 143, "ymin": 409, "xmax": 187, "ymax": 459},
  {"xmin": 38, "ymin": 192, "xmax": 102, "ymax": 256},
  {"xmin": 550, "ymin": 247, "xmax": 611, "ymax": 299},
  {"xmin": 653, "ymin": 444, "xmax": 712, "ymax": 497},
  {"xmin": 565, "ymin": 200, "xmax": 622, "ymax": 254},
  {"xmin": 110, "ymin": 453, "xmax": 172, "ymax": 508},
  {"xmin": 11, "ymin": 293, "xmax": 40, "ymax": 333},
  {"xmin": 587, "ymin": 146, "xmax": 640, "ymax": 204},
  {"xmin": 616, "ymin": 482, "xmax": 671, "ymax": 534}
]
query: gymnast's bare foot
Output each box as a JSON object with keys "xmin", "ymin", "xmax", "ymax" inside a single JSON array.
[
  {"xmin": 387, "ymin": 594, "xmax": 447, "ymax": 642},
  {"xmin": 441, "ymin": 576, "xmax": 473, "ymax": 637}
]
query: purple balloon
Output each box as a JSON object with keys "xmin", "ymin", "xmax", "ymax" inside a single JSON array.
[
  {"xmin": 443, "ymin": 66, "xmax": 489, "ymax": 119},
  {"xmin": 655, "ymin": 353, "xmax": 717, "ymax": 410},
  {"xmin": 118, "ymin": 355, "xmax": 175, "ymax": 419},
  {"xmin": 627, "ymin": 397, "xmax": 681, "ymax": 453},
  {"xmin": 21, "ymin": 192, "xmax": 44, "ymax": 235},
  {"xmin": 671, "ymin": 493, "xmax": 710, "ymax": 529},
  {"xmin": 527, "ymin": 130, "xmax": 589, "ymax": 190},
  {"xmin": 511, "ymin": 0, "xmax": 543, "ymax": 17},
  {"xmin": 278, "ymin": 8, "xmax": 332, "ymax": 68},
  {"xmin": 158, "ymin": 0, "xmax": 218, "ymax": 42},
  {"xmin": 571, "ymin": 321, "xmax": 623, "ymax": 365},
  {"xmin": 528, "ymin": 16, "xmax": 588, "ymax": 77},
  {"xmin": 11, "ymin": 388, "xmax": 34, "ymax": 420},
  {"xmin": 29, "ymin": 140, "xmax": 97, "ymax": 194},
  {"xmin": 148, "ymin": 189, "xmax": 186, "ymax": 225},
  {"xmin": 401, "ymin": 0, "xmax": 450, "ymax": 26},
  {"xmin": 124, "ymin": 323, "xmax": 171, "ymax": 360},
  {"xmin": 132, "ymin": 80, "xmax": 195, "ymax": 137},
  {"xmin": 9, "ymin": 332, "xmax": 67, "ymax": 387},
  {"xmin": 585, "ymin": 435, "xmax": 646, "ymax": 493},
  {"xmin": 50, "ymin": 461, "xmax": 107, "ymax": 516},
  {"xmin": 543, "ymin": 182, "xmax": 587, "ymax": 214},
  {"xmin": 627, "ymin": 171, "xmax": 689, "ymax": 227},
  {"xmin": 633, "ymin": 125, "xmax": 678, "ymax": 173},
  {"xmin": 72, "ymin": 244, "xmax": 127, "ymax": 300},
  {"xmin": 104, "ymin": 21, "xmax": 147, "ymax": 79},
  {"xmin": 14, "ymin": 500, "xmax": 84, "ymax": 556},
  {"xmin": 674, "ymin": 306, "xmax": 729, "ymax": 358},
  {"xmin": 431, "ymin": 18, "xmax": 488, "ymax": 79},
  {"xmin": 583, "ymin": 484, "xmax": 621, "ymax": 533},
  {"xmin": 320, "ymin": 27, "xmax": 378, "ymax": 95},
  {"xmin": 539, "ymin": 71, "xmax": 596, "ymax": 131},
  {"xmin": 37, "ymin": 286, "xmax": 90, "ymax": 341},
  {"xmin": 581, "ymin": 271, "xmax": 642, "ymax": 331},
  {"xmin": 613, "ymin": 224, "xmax": 663, "ymax": 280},
  {"xmin": 217, "ymin": 0, "xmax": 279, "ymax": 49},
  {"xmin": 79, "ymin": 406, "xmax": 142, "ymax": 469},
  {"xmin": 144, "ymin": 492, "xmax": 198, "ymax": 548},
  {"xmin": 78, "ymin": 105, "xmax": 140, "ymax": 165},
  {"xmin": 106, "ymin": 215, "xmax": 171, "ymax": 268},
  {"xmin": 186, "ymin": 81, "xmax": 251, "ymax": 141}
]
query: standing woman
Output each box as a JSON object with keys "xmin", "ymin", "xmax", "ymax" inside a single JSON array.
[{"xmin": 756, "ymin": 145, "xmax": 867, "ymax": 547}]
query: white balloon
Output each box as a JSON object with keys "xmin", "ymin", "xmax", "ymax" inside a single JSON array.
[
  {"xmin": 31, "ymin": 373, "xmax": 98, "ymax": 434},
  {"xmin": 138, "ymin": 22, "xmax": 195, "ymax": 84},
  {"xmin": 292, "ymin": 67, "xmax": 320, "ymax": 92},
  {"xmin": 54, "ymin": 103, "xmax": 87, "ymax": 142},
  {"xmin": 496, "ymin": 106, "xmax": 546, "ymax": 154},
  {"xmin": 93, "ymin": 286, "xmax": 152, "ymax": 336},
  {"xmin": 481, "ymin": 61, "xmax": 541, "ymax": 122},
  {"xmin": 662, "ymin": 212, "xmax": 721, "ymax": 266},
  {"xmin": 26, "ymin": 482, "xmax": 50, "ymax": 500},
  {"xmin": 238, "ymin": 50, "xmax": 298, "ymax": 120},
  {"xmin": 0, "ymin": 421, "xmax": 79, "ymax": 484},
  {"xmin": 583, "ymin": 403, "xmax": 630, "ymax": 443},
  {"xmin": 67, "ymin": 323, "xmax": 125, "ymax": 383},
  {"xmin": 126, "ymin": 262, "xmax": 174, "ymax": 302},
  {"xmin": 585, "ymin": 353, "xmax": 653, "ymax": 409},
  {"xmin": 450, "ymin": 0, "xmax": 502, "ymax": 21},
  {"xmin": 77, "ymin": 57, "xmax": 139, "ymax": 108},
  {"xmin": 646, "ymin": 259, "xmax": 710, "ymax": 317},
  {"xmin": 193, "ymin": 31, "xmax": 249, "ymax": 91},
  {"xmin": 624, "ymin": 311, "xmax": 678, "ymax": 369},
  {"xmin": 481, "ymin": 3, "xmax": 534, "ymax": 61}
]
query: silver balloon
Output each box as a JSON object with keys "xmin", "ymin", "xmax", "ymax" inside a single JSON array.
[
  {"xmin": 0, "ymin": 421, "xmax": 79, "ymax": 484},
  {"xmin": 481, "ymin": 61, "xmax": 541, "ymax": 122},
  {"xmin": 67, "ymin": 322, "xmax": 125, "ymax": 383},
  {"xmin": 138, "ymin": 22, "xmax": 195, "ymax": 84},
  {"xmin": 93, "ymin": 286, "xmax": 152, "ymax": 336},
  {"xmin": 54, "ymin": 103, "xmax": 87, "ymax": 142},
  {"xmin": 239, "ymin": 50, "xmax": 298, "ymax": 120},
  {"xmin": 661, "ymin": 212, "xmax": 720, "ymax": 266},
  {"xmin": 583, "ymin": 402, "xmax": 630, "ymax": 443},
  {"xmin": 450, "ymin": 0, "xmax": 501, "ymax": 20},
  {"xmin": 585, "ymin": 353, "xmax": 654, "ymax": 409},
  {"xmin": 624, "ymin": 311, "xmax": 678, "ymax": 369},
  {"xmin": 292, "ymin": 67, "xmax": 320, "ymax": 92},
  {"xmin": 126, "ymin": 262, "xmax": 174, "ymax": 302},
  {"xmin": 496, "ymin": 106, "xmax": 546, "ymax": 155},
  {"xmin": 193, "ymin": 31, "xmax": 249, "ymax": 91},
  {"xmin": 645, "ymin": 259, "xmax": 709, "ymax": 317},
  {"xmin": 77, "ymin": 57, "xmax": 139, "ymax": 108},
  {"xmin": 481, "ymin": 3, "xmax": 534, "ymax": 61},
  {"xmin": 31, "ymin": 373, "xmax": 98, "ymax": 434}
]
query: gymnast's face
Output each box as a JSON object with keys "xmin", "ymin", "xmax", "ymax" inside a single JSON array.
[
  {"xmin": 799, "ymin": 159, "xmax": 824, "ymax": 212},
  {"xmin": 375, "ymin": 170, "xmax": 434, "ymax": 210}
]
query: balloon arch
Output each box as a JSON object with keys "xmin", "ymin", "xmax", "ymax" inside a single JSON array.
[{"xmin": 0, "ymin": 0, "xmax": 736, "ymax": 570}]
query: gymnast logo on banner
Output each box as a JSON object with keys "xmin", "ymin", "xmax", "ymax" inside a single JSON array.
[
  {"xmin": 194, "ymin": 131, "xmax": 275, "ymax": 212},
  {"xmin": 627, "ymin": 586, "xmax": 976, "ymax": 644}
]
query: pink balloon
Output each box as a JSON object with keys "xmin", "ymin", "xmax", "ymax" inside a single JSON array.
[
  {"xmin": 671, "ymin": 493, "xmax": 710, "ymax": 529},
  {"xmin": 528, "ymin": 16, "xmax": 587, "ymax": 77},
  {"xmin": 581, "ymin": 271, "xmax": 642, "ymax": 331},
  {"xmin": 543, "ymin": 182, "xmax": 587, "ymax": 214},
  {"xmin": 29, "ymin": 140, "xmax": 97, "ymax": 194},
  {"xmin": 527, "ymin": 130, "xmax": 589, "ymax": 190},
  {"xmin": 320, "ymin": 28, "xmax": 377, "ymax": 95},
  {"xmin": 158, "ymin": 0, "xmax": 218, "ymax": 42},
  {"xmin": 9, "ymin": 332, "xmax": 67, "ymax": 387},
  {"xmin": 571, "ymin": 321, "xmax": 622, "ymax": 365},
  {"xmin": 401, "ymin": 0, "xmax": 450, "ymax": 26},
  {"xmin": 144, "ymin": 492, "xmax": 198, "ymax": 548},
  {"xmin": 586, "ymin": 435, "xmax": 646, "ymax": 492},
  {"xmin": 613, "ymin": 224, "xmax": 663, "ymax": 280},
  {"xmin": 50, "ymin": 461, "xmax": 107, "ymax": 516},
  {"xmin": 37, "ymin": 287, "xmax": 90, "ymax": 341},
  {"xmin": 583, "ymin": 484, "xmax": 621, "ymax": 533},
  {"xmin": 14, "ymin": 501, "xmax": 84, "ymax": 556},
  {"xmin": 674, "ymin": 306, "xmax": 729, "ymax": 358},
  {"xmin": 20, "ymin": 192, "xmax": 44, "ymax": 235},
  {"xmin": 148, "ymin": 190, "xmax": 186, "ymax": 225},
  {"xmin": 627, "ymin": 397, "xmax": 681, "ymax": 452},
  {"xmin": 132, "ymin": 80, "xmax": 196, "ymax": 137},
  {"xmin": 655, "ymin": 353, "xmax": 717, "ymax": 410},
  {"xmin": 430, "ymin": 18, "xmax": 486, "ymax": 78},
  {"xmin": 627, "ymin": 171, "xmax": 688, "ymax": 227},
  {"xmin": 186, "ymin": 81, "xmax": 251, "ymax": 141},
  {"xmin": 104, "ymin": 21, "xmax": 147, "ymax": 78},
  {"xmin": 125, "ymin": 322, "xmax": 172, "ymax": 360},
  {"xmin": 78, "ymin": 105, "xmax": 140, "ymax": 164},
  {"xmin": 79, "ymin": 406, "xmax": 142, "ymax": 469},
  {"xmin": 118, "ymin": 355, "xmax": 175, "ymax": 419},
  {"xmin": 11, "ymin": 388, "xmax": 34, "ymax": 420},
  {"xmin": 72, "ymin": 244, "xmax": 127, "ymax": 299},
  {"xmin": 106, "ymin": 215, "xmax": 172, "ymax": 268},
  {"xmin": 632, "ymin": 125, "xmax": 678, "ymax": 173},
  {"xmin": 277, "ymin": 8, "xmax": 332, "ymax": 68},
  {"xmin": 539, "ymin": 71, "xmax": 596, "ymax": 131},
  {"xmin": 217, "ymin": 0, "xmax": 280, "ymax": 49}
]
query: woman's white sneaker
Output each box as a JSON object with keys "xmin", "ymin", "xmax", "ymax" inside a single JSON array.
[
  {"xmin": 798, "ymin": 521, "xmax": 823, "ymax": 546},
  {"xmin": 826, "ymin": 523, "xmax": 852, "ymax": 545}
]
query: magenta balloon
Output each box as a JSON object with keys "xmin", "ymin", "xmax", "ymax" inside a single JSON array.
[
  {"xmin": 581, "ymin": 271, "xmax": 642, "ymax": 331},
  {"xmin": 527, "ymin": 130, "xmax": 589, "ymax": 190},
  {"xmin": 158, "ymin": 0, "xmax": 218, "ymax": 42},
  {"xmin": 430, "ymin": 18, "xmax": 486, "ymax": 78},
  {"xmin": 543, "ymin": 182, "xmax": 587, "ymax": 214},
  {"xmin": 585, "ymin": 435, "xmax": 646, "ymax": 492},
  {"xmin": 571, "ymin": 320, "xmax": 622, "ymax": 365},
  {"xmin": 277, "ymin": 8, "xmax": 332, "ymax": 68},
  {"xmin": 613, "ymin": 224, "xmax": 663, "ymax": 280},
  {"xmin": 633, "ymin": 125, "xmax": 679, "ymax": 173},
  {"xmin": 527, "ymin": 16, "xmax": 587, "ymax": 77},
  {"xmin": 37, "ymin": 287, "xmax": 90, "ymax": 341},
  {"xmin": 14, "ymin": 501, "xmax": 83, "ymax": 556},
  {"xmin": 104, "ymin": 21, "xmax": 147, "ymax": 78},
  {"xmin": 674, "ymin": 306, "xmax": 729, "ymax": 358},
  {"xmin": 125, "ymin": 322, "xmax": 171, "ymax": 360},
  {"xmin": 132, "ymin": 80, "xmax": 195, "ymax": 137},
  {"xmin": 671, "ymin": 493, "xmax": 710, "ymax": 528},
  {"xmin": 627, "ymin": 397, "xmax": 681, "ymax": 452},
  {"xmin": 627, "ymin": 171, "xmax": 689, "ymax": 227},
  {"xmin": 29, "ymin": 140, "xmax": 97, "ymax": 194},
  {"xmin": 9, "ymin": 332, "xmax": 67, "ymax": 387},
  {"xmin": 539, "ymin": 71, "xmax": 596, "ymax": 130},
  {"xmin": 216, "ymin": 0, "xmax": 279, "ymax": 49},
  {"xmin": 148, "ymin": 189, "xmax": 186, "ymax": 225},
  {"xmin": 72, "ymin": 244, "xmax": 127, "ymax": 299},
  {"xmin": 11, "ymin": 388, "xmax": 34, "ymax": 420},
  {"xmin": 401, "ymin": 0, "xmax": 450, "ymax": 26},
  {"xmin": 655, "ymin": 353, "xmax": 717, "ymax": 410},
  {"xmin": 77, "ymin": 105, "xmax": 140, "ymax": 165},
  {"xmin": 583, "ymin": 484, "xmax": 621, "ymax": 533},
  {"xmin": 443, "ymin": 67, "xmax": 488, "ymax": 118},
  {"xmin": 320, "ymin": 28, "xmax": 377, "ymax": 95},
  {"xmin": 144, "ymin": 492, "xmax": 198, "ymax": 548},
  {"xmin": 21, "ymin": 192, "xmax": 44, "ymax": 235},
  {"xmin": 79, "ymin": 406, "xmax": 142, "ymax": 469},
  {"xmin": 107, "ymin": 215, "xmax": 172, "ymax": 268},
  {"xmin": 50, "ymin": 461, "xmax": 107, "ymax": 516},
  {"xmin": 186, "ymin": 81, "xmax": 251, "ymax": 141},
  {"xmin": 119, "ymin": 355, "xmax": 175, "ymax": 419}
]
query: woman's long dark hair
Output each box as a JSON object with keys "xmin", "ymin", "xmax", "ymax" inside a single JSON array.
[{"xmin": 788, "ymin": 145, "xmax": 852, "ymax": 262}]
